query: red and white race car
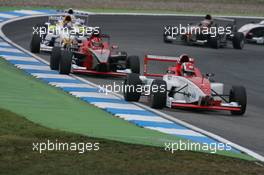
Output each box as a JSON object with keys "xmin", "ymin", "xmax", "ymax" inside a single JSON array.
[
  {"xmin": 123, "ymin": 54, "xmax": 247, "ymax": 115},
  {"xmin": 49, "ymin": 33, "xmax": 140, "ymax": 76}
]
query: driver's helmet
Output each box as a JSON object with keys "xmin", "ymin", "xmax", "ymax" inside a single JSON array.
[
  {"xmin": 205, "ymin": 14, "xmax": 212, "ymax": 20},
  {"xmin": 91, "ymin": 37, "xmax": 102, "ymax": 47},
  {"xmin": 182, "ymin": 62, "xmax": 195, "ymax": 76},
  {"xmin": 63, "ymin": 15, "xmax": 72, "ymax": 24},
  {"xmin": 201, "ymin": 14, "xmax": 212, "ymax": 27},
  {"xmin": 63, "ymin": 15, "xmax": 73, "ymax": 27},
  {"xmin": 179, "ymin": 54, "xmax": 190, "ymax": 64},
  {"xmin": 64, "ymin": 15, "xmax": 71, "ymax": 22},
  {"xmin": 68, "ymin": 8, "xmax": 74, "ymax": 15}
]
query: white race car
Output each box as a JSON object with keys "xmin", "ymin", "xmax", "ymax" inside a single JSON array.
[
  {"xmin": 238, "ymin": 20, "xmax": 264, "ymax": 44},
  {"xmin": 123, "ymin": 54, "xmax": 247, "ymax": 116},
  {"xmin": 30, "ymin": 9, "xmax": 93, "ymax": 53}
]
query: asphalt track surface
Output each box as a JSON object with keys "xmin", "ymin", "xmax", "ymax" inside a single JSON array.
[{"xmin": 3, "ymin": 15, "xmax": 264, "ymax": 156}]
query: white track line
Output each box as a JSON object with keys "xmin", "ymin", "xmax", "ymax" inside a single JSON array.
[
  {"xmin": 49, "ymin": 82, "xmax": 93, "ymax": 88},
  {"xmin": 146, "ymin": 127, "xmax": 206, "ymax": 137},
  {"xmin": 0, "ymin": 42, "xmax": 11, "ymax": 46},
  {"xmin": 70, "ymin": 91, "xmax": 118, "ymax": 99},
  {"xmin": 117, "ymin": 114, "xmax": 173, "ymax": 123},
  {"xmin": 3, "ymin": 55, "xmax": 38, "ymax": 62},
  {"xmin": 14, "ymin": 10, "xmax": 46, "ymax": 15},
  {"xmin": 1, "ymin": 14, "xmax": 264, "ymax": 162},
  {"xmin": 31, "ymin": 73, "xmax": 75, "ymax": 79},
  {"xmin": 0, "ymin": 13, "xmax": 18, "ymax": 18},
  {"xmin": 15, "ymin": 65, "xmax": 50, "ymax": 70},
  {"xmin": 0, "ymin": 47, "xmax": 22, "ymax": 53},
  {"xmin": 92, "ymin": 102, "xmax": 142, "ymax": 110}
]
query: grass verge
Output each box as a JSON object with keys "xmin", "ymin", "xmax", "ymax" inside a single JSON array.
[
  {"xmin": 0, "ymin": 108, "xmax": 264, "ymax": 175},
  {"xmin": 0, "ymin": 0, "xmax": 264, "ymax": 17},
  {"xmin": 0, "ymin": 58, "xmax": 193, "ymax": 150},
  {"xmin": 0, "ymin": 56, "xmax": 256, "ymax": 160}
]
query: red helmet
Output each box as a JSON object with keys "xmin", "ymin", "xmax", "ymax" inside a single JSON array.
[
  {"xmin": 182, "ymin": 62, "xmax": 195, "ymax": 76},
  {"xmin": 91, "ymin": 37, "xmax": 102, "ymax": 47}
]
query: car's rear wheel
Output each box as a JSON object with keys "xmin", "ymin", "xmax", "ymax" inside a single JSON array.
[
  {"xmin": 126, "ymin": 56, "xmax": 140, "ymax": 74},
  {"xmin": 149, "ymin": 80, "xmax": 167, "ymax": 109},
  {"xmin": 233, "ymin": 32, "xmax": 244, "ymax": 49},
  {"xmin": 229, "ymin": 86, "xmax": 247, "ymax": 115},
  {"xmin": 50, "ymin": 46, "xmax": 61, "ymax": 70},
  {"xmin": 59, "ymin": 50, "xmax": 73, "ymax": 75},
  {"xmin": 123, "ymin": 73, "xmax": 142, "ymax": 102}
]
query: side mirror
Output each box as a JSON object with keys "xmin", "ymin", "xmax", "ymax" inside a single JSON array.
[
  {"xmin": 206, "ymin": 73, "xmax": 215, "ymax": 82},
  {"xmin": 111, "ymin": 45, "xmax": 119, "ymax": 49},
  {"xmin": 206, "ymin": 73, "xmax": 215, "ymax": 77}
]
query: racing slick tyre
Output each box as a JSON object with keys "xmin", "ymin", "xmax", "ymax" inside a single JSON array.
[
  {"xmin": 123, "ymin": 73, "xmax": 142, "ymax": 102},
  {"xmin": 30, "ymin": 33, "xmax": 41, "ymax": 53},
  {"xmin": 59, "ymin": 50, "xmax": 73, "ymax": 75},
  {"xmin": 209, "ymin": 36, "xmax": 220, "ymax": 49},
  {"xmin": 126, "ymin": 56, "xmax": 140, "ymax": 74},
  {"xmin": 149, "ymin": 80, "xmax": 167, "ymax": 109},
  {"xmin": 229, "ymin": 86, "xmax": 247, "ymax": 115},
  {"xmin": 50, "ymin": 46, "xmax": 61, "ymax": 70},
  {"xmin": 232, "ymin": 32, "xmax": 244, "ymax": 49}
]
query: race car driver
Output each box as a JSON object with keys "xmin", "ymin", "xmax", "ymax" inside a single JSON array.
[
  {"xmin": 200, "ymin": 14, "xmax": 213, "ymax": 28},
  {"xmin": 176, "ymin": 54, "xmax": 190, "ymax": 75},
  {"xmin": 181, "ymin": 62, "xmax": 195, "ymax": 77},
  {"xmin": 62, "ymin": 15, "xmax": 73, "ymax": 28},
  {"xmin": 66, "ymin": 8, "xmax": 76, "ymax": 23},
  {"xmin": 89, "ymin": 31, "xmax": 103, "ymax": 48},
  {"xmin": 80, "ymin": 31, "xmax": 103, "ymax": 69}
]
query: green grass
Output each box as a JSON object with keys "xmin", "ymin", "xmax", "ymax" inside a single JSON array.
[
  {"xmin": 0, "ymin": 51, "xmax": 259, "ymax": 163},
  {"xmin": 0, "ymin": 4, "xmax": 263, "ymax": 17},
  {"xmin": 0, "ymin": 58, "xmax": 192, "ymax": 150},
  {"xmin": 0, "ymin": 108, "xmax": 264, "ymax": 175},
  {"xmin": 0, "ymin": 57, "xmax": 255, "ymax": 160}
]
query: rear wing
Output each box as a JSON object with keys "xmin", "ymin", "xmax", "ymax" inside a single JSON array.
[
  {"xmin": 144, "ymin": 55, "xmax": 179, "ymax": 77},
  {"xmin": 213, "ymin": 17, "xmax": 235, "ymax": 23},
  {"xmin": 56, "ymin": 9, "xmax": 90, "ymax": 25},
  {"xmin": 213, "ymin": 17, "xmax": 236, "ymax": 30}
]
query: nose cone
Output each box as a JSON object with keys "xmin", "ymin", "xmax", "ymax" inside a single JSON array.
[{"xmin": 189, "ymin": 77, "xmax": 211, "ymax": 96}]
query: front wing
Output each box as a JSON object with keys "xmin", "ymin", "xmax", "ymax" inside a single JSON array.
[
  {"xmin": 170, "ymin": 102, "xmax": 241, "ymax": 112},
  {"xmin": 72, "ymin": 68, "xmax": 129, "ymax": 77},
  {"xmin": 167, "ymin": 97, "xmax": 241, "ymax": 112}
]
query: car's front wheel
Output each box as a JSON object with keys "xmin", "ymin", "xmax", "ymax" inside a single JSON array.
[
  {"xmin": 59, "ymin": 50, "xmax": 73, "ymax": 75},
  {"xmin": 123, "ymin": 73, "xmax": 142, "ymax": 102},
  {"xmin": 50, "ymin": 46, "xmax": 61, "ymax": 70},
  {"xmin": 233, "ymin": 32, "xmax": 244, "ymax": 49},
  {"xmin": 149, "ymin": 80, "xmax": 167, "ymax": 109},
  {"xmin": 229, "ymin": 86, "xmax": 247, "ymax": 115},
  {"xmin": 126, "ymin": 56, "xmax": 140, "ymax": 74}
]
